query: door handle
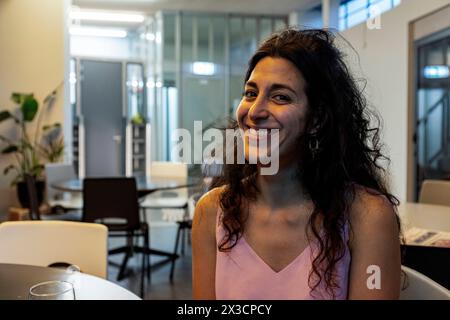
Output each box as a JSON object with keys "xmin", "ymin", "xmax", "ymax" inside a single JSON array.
[{"xmin": 113, "ymin": 135, "xmax": 122, "ymax": 144}]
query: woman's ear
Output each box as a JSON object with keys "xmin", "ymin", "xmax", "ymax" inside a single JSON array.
[{"xmin": 306, "ymin": 116, "xmax": 321, "ymax": 136}]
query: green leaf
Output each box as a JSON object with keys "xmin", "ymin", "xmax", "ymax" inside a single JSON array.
[
  {"xmin": 11, "ymin": 92, "xmax": 33, "ymax": 104},
  {"xmin": 10, "ymin": 93, "xmax": 22, "ymax": 104},
  {"xmin": 3, "ymin": 164, "xmax": 17, "ymax": 175},
  {"xmin": 10, "ymin": 175, "xmax": 23, "ymax": 186},
  {"xmin": 43, "ymin": 91, "xmax": 56, "ymax": 105},
  {"xmin": 0, "ymin": 110, "xmax": 12, "ymax": 122},
  {"xmin": 21, "ymin": 96, "xmax": 38, "ymax": 122},
  {"xmin": 30, "ymin": 164, "xmax": 44, "ymax": 178},
  {"xmin": 42, "ymin": 123, "xmax": 61, "ymax": 131},
  {"xmin": 1, "ymin": 145, "xmax": 18, "ymax": 154}
]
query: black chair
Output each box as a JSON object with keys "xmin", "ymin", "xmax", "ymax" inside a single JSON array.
[
  {"xmin": 24, "ymin": 174, "xmax": 82, "ymax": 221},
  {"xmin": 169, "ymin": 217, "xmax": 192, "ymax": 281},
  {"xmin": 82, "ymin": 177, "xmax": 150, "ymax": 298}
]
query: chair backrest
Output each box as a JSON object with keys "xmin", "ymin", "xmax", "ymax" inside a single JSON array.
[
  {"xmin": 188, "ymin": 192, "xmax": 202, "ymax": 220},
  {"xmin": 0, "ymin": 221, "xmax": 108, "ymax": 278},
  {"xmin": 419, "ymin": 179, "xmax": 450, "ymax": 207},
  {"xmin": 25, "ymin": 174, "xmax": 41, "ymax": 220},
  {"xmin": 150, "ymin": 161, "xmax": 187, "ymax": 178},
  {"xmin": 82, "ymin": 177, "xmax": 141, "ymax": 230},
  {"xmin": 400, "ymin": 265, "xmax": 450, "ymax": 300},
  {"xmin": 45, "ymin": 163, "xmax": 77, "ymax": 201}
]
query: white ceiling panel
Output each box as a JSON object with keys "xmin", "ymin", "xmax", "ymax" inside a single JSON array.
[{"xmin": 72, "ymin": 0, "xmax": 321, "ymax": 15}]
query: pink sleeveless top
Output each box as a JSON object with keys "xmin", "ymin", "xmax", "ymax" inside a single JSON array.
[{"xmin": 215, "ymin": 210, "xmax": 351, "ymax": 300}]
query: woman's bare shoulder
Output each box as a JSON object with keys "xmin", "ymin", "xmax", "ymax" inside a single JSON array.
[
  {"xmin": 193, "ymin": 186, "xmax": 225, "ymax": 229},
  {"xmin": 348, "ymin": 185, "xmax": 399, "ymax": 244},
  {"xmin": 196, "ymin": 186, "xmax": 224, "ymax": 212}
]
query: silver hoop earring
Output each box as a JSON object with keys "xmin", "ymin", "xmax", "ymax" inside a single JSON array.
[{"xmin": 309, "ymin": 137, "xmax": 319, "ymax": 159}]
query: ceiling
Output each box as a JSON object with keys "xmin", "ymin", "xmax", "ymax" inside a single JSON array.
[{"xmin": 72, "ymin": 0, "xmax": 321, "ymax": 15}]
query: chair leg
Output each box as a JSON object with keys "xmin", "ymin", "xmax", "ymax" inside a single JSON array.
[
  {"xmin": 169, "ymin": 223, "xmax": 182, "ymax": 283},
  {"xmin": 117, "ymin": 249, "xmax": 132, "ymax": 281},
  {"xmin": 116, "ymin": 234, "xmax": 133, "ymax": 281},
  {"xmin": 181, "ymin": 226, "xmax": 186, "ymax": 256},
  {"xmin": 140, "ymin": 234, "xmax": 146, "ymax": 299},
  {"xmin": 145, "ymin": 227, "xmax": 151, "ymax": 283}
]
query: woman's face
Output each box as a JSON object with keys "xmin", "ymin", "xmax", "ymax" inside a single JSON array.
[{"xmin": 236, "ymin": 56, "xmax": 309, "ymax": 166}]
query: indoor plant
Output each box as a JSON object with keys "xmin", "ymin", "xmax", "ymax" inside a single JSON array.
[{"xmin": 0, "ymin": 90, "xmax": 64, "ymax": 207}]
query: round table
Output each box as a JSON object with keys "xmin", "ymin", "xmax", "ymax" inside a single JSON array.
[
  {"xmin": 52, "ymin": 176, "xmax": 201, "ymax": 197},
  {"xmin": 0, "ymin": 263, "xmax": 140, "ymax": 300}
]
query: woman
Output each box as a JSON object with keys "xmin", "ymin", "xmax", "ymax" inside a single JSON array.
[{"xmin": 192, "ymin": 28, "xmax": 401, "ymax": 300}]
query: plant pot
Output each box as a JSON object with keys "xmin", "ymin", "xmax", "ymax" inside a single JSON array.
[{"xmin": 16, "ymin": 180, "xmax": 45, "ymax": 208}]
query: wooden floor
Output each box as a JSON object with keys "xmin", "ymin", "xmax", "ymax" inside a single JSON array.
[{"xmin": 107, "ymin": 211, "xmax": 193, "ymax": 300}]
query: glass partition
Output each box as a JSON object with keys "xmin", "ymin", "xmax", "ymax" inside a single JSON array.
[{"xmin": 144, "ymin": 11, "xmax": 287, "ymax": 161}]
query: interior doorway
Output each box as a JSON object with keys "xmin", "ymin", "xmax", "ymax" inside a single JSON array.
[
  {"xmin": 414, "ymin": 30, "xmax": 450, "ymax": 199},
  {"xmin": 77, "ymin": 59, "xmax": 126, "ymax": 177}
]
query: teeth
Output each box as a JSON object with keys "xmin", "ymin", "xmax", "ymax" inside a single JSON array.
[{"xmin": 247, "ymin": 129, "xmax": 271, "ymax": 137}]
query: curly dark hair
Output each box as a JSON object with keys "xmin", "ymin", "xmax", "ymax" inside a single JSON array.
[{"xmin": 209, "ymin": 28, "xmax": 401, "ymax": 298}]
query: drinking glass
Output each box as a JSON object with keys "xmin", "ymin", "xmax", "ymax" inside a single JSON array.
[{"xmin": 28, "ymin": 280, "xmax": 75, "ymax": 300}]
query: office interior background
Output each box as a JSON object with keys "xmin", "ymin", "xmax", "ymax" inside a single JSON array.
[{"xmin": 1, "ymin": 0, "xmax": 450, "ymax": 299}]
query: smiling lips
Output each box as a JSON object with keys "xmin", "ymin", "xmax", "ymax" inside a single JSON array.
[{"xmin": 246, "ymin": 128, "xmax": 279, "ymax": 139}]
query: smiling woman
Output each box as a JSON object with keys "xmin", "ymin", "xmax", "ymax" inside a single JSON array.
[
  {"xmin": 237, "ymin": 56, "xmax": 309, "ymax": 169},
  {"xmin": 192, "ymin": 28, "xmax": 402, "ymax": 300}
]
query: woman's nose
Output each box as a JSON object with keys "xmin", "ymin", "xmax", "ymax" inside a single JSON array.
[{"xmin": 248, "ymin": 97, "xmax": 270, "ymax": 121}]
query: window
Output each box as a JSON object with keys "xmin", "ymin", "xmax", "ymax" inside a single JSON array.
[{"xmin": 339, "ymin": 0, "xmax": 401, "ymax": 31}]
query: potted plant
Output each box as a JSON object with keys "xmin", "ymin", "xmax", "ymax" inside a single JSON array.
[{"xmin": 0, "ymin": 91, "xmax": 64, "ymax": 208}]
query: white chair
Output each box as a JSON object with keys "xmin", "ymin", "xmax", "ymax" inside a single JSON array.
[
  {"xmin": 45, "ymin": 163, "xmax": 82, "ymax": 210},
  {"xmin": 0, "ymin": 221, "xmax": 108, "ymax": 279},
  {"xmin": 400, "ymin": 265, "xmax": 450, "ymax": 300},
  {"xmin": 419, "ymin": 179, "xmax": 450, "ymax": 207}
]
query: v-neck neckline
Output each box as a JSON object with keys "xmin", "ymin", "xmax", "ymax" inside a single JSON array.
[{"xmin": 240, "ymin": 235, "xmax": 312, "ymax": 274}]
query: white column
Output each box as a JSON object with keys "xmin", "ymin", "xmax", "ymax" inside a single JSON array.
[
  {"xmin": 322, "ymin": 0, "xmax": 331, "ymax": 28},
  {"xmin": 322, "ymin": 0, "xmax": 340, "ymax": 30},
  {"xmin": 288, "ymin": 11, "xmax": 299, "ymax": 27}
]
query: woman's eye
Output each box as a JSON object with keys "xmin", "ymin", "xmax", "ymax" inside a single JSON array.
[
  {"xmin": 273, "ymin": 94, "xmax": 291, "ymax": 103},
  {"xmin": 243, "ymin": 90, "xmax": 257, "ymax": 99}
]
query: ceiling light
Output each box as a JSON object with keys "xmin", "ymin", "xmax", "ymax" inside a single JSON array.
[
  {"xmin": 424, "ymin": 65, "xmax": 450, "ymax": 79},
  {"xmin": 70, "ymin": 9, "xmax": 145, "ymax": 23},
  {"xmin": 146, "ymin": 33, "xmax": 156, "ymax": 41},
  {"xmin": 192, "ymin": 62, "xmax": 215, "ymax": 76},
  {"xmin": 70, "ymin": 26, "xmax": 128, "ymax": 38}
]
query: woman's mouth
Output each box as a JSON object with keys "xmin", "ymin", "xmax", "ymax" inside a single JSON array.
[{"xmin": 246, "ymin": 128, "xmax": 279, "ymax": 139}]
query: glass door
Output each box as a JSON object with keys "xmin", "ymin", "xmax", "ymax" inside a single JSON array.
[{"xmin": 414, "ymin": 34, "xmax": 450, "ymax": 198}]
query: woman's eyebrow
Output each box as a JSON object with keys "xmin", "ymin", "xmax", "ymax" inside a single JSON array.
[
  {"xmin": 245, "ymin": 81, "xmax": 297, "ymax": 95},
  {"xmin": 270, "ymin": 83, "xmax": 297, "ymax": 95},
  {"xmin": 245, "ymin": 81, "xmax": 258, "ymax": 89}
]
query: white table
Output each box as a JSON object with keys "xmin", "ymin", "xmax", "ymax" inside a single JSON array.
[
  {"xmin": 0, "ymin": 263, "xmax": 140, "ymax": 300},
  {"xmin": 398, "ymin": 202, "xmax": 450, "ymax": 232}
]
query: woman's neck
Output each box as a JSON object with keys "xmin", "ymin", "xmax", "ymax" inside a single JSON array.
[{"xmin": 256, "ymin": 163, "xmax": 308, "ymax": 209}]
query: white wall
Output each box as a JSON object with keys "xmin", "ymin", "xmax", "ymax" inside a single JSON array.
[
  {"xmin": 341, "ymin": 0, "xmax": 450, "ymax": 201},
  {"xmin": 0, "ymin": 0, "xmax": 69, "ymax": 219}
]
